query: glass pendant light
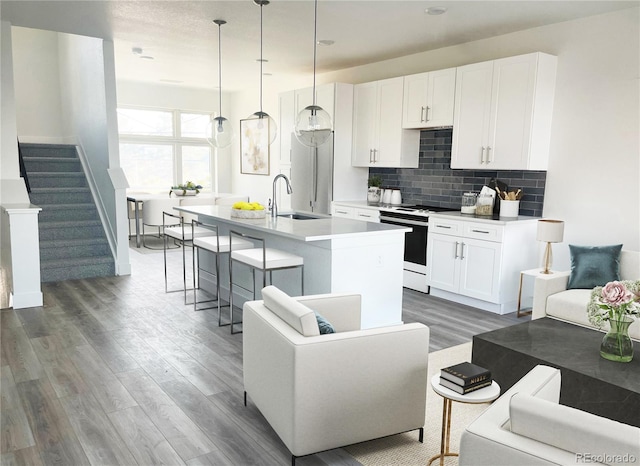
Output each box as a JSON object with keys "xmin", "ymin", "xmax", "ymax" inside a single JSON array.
[
  {"xmin": 246, "ymin": 0, "xmax": 277, "ymax": 145},
  {"xmin": 207, "ymin": 19, "xmax": 234, "ymax": 149},
  {"xmin": 294, "ymin": 0, "xmax": 332, "ymax": 147}
]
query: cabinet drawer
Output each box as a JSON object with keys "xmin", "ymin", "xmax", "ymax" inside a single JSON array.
[
  {"xmin": 355, "ymin": 208, "xmax": 379, "ymax": 223},
  {"xmin": 332, "ymin": 205, "xmax": 355, "ymax": 218},
  {"xmin": 463, "ymin": 222, "xmax": 504, "ymax": 242},
  {"xmin": 429, "ymin": 218, "xmax": 463, "ymax": 236}
]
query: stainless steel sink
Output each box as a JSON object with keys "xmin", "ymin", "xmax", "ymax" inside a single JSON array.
[{"xmin": 277, "ymin": 213, "xmax": 321, "ymax": 220}]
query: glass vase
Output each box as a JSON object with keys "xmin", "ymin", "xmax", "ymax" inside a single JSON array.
[{"xmin": 600, "ymin": 318, "xmax": 634, "ymax": 362}]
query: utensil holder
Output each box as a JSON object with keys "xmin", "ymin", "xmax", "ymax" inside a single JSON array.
[{"xmin": 500, "ymin": 200, "xmax": 520, "ymax": 217}]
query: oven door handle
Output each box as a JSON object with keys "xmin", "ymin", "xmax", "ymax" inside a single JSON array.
[{"xmin": 379, "ymin": 216, "xmax": 428, "ymax": 227}]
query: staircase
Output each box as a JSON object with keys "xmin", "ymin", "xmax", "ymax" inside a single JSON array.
[{"xmin": 20, "ymin": 143, "xmax": 115, "ymax": 282}]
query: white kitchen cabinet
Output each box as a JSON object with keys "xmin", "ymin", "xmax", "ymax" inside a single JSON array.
[
  {"xmin": 331, "ymin": 202, "xmax": 380, "ymax": 223},
  {"xmin": 426, "ymin": 213, "xmax": 538, "ymax": 314},
  {"xmin": 402, "ymin": 68, "xmax": 456, "ymax": 129},
  {"xmin": 451, "ymin": 52, "xmax": 557, "ymax": 171},
  {"xmin": 331, "ymin": 204, "xmax": 355, "ymax": 219},
  {"xmin": 352, "ymin": 77, "xmax": 419, "ymax": 168},
  {"xmin": 355, "ymin": 207, "xmax": 380, "ymax": 223}
]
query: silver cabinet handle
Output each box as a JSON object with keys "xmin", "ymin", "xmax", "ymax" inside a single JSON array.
[
  {"xmin": 336, "ymin": 210, "xmax": 349, "ymax": 215},
  {"xmin": 420, "ymin": 106, "xmax": 426, "ymax": 122},
  {"xmin": 373, "ymin": 149, "xmax": 378, "ymax": 163},
  {"xmin": 460, "ymin": 242, "xmax": 465, "ymax": 260},
  {"xmin": 487, "ymin": 146, "xmax": 492, "ymax": 164},
  {"xmin": 425, "ymin": 106, "xmax": 430, "ymax": 122},
  {"xmin": 369, "ymin": 149, "xmax": 373, "ymax": 163},
  {"xmin": 436, "ymin": 224, "xmax": 452, "ymax": 229},
  {"xmin": 454, "ymin": 241, "xmax": 459, "ymax": 259},
  {"xmin": 471, "ymin": 229, "xmax": 490, "ymax": 234},
  {"xmin": 480, "ymin": 147, "xmax": 486, "ymax": 164}
]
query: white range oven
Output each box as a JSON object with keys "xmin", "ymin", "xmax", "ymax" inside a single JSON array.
[{"xmin": 379, "ymin": 205, "xmax": 451, "ymax": 293}]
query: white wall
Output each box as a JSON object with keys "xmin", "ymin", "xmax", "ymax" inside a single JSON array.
[
  {"xmin": 56, "ymin": 33, "xmax": 130, "ymax": 273},
  {"xmin": 316, "ymin": 8, "xmax": 640, "ymax": 269},
  {"xmin": 11, "ymin": 26, "xmax": 65, "ymax": 143},
  {"xmin": 0, "ymin": 21, "xmax": 29, "ymax": 205},
  {"xmin": 228, "ymin": 73, "xmax": 308, "ymax": 205}
]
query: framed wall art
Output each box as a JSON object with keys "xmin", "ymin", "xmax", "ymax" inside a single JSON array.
[{"xmin": 240, "ymin": 118, "xmax": 270, "ymax": 175}]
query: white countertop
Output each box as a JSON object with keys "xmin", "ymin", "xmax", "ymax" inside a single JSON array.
[
  {"xmin": 430, "ymin": 211, "xmax": 540, "ymax": 225},
  {"xmin": 176, "ymin": 205, "xmax": 410, "ymax": 242}
]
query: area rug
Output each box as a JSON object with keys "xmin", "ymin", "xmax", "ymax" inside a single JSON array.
[{"xmin": 345, "ymin": 342, "xmax": 489, "ymax": 466}]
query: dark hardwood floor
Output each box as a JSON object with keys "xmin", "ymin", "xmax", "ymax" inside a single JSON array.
[{"xmin": 1, "ymin": 244, "xmax": 527, "ymax": 465}]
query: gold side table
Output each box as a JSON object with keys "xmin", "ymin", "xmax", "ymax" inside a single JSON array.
[
  {"xmin": 428, "ymin": 374, "xmax": 500, "ymax": 466},
  {"xmin": 517, "ymin": 268, "xmax": 543, "ymax": 317}
]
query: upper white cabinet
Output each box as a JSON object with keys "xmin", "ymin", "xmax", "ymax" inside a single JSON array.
[
  {"xmin": 352, "ymin": 77, "xmax": 419, "ymax": 168},
  {"xmin": 402, "ymin": 68, "xmax": 456, "ymax": 129},
  {"xmin": 451, "ymin": 52, "xmax": 557, "ymax": 170}
]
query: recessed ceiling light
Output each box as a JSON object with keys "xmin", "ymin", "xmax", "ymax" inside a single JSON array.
[
  {"xmin": 425, "ymin": 6, "xmax": 447, "ymax": 15},
  {"xmin": 317, "ymin": 39, "xmax": 334, "ymax": 46},
  {"xmin": 132, "ymin": 46, "xmax": 154, "ymax": 59}
]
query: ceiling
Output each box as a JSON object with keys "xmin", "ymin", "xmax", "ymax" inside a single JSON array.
[{"xmin": 1, "ymin": 1, "xmax": 637, "ymax": 91}]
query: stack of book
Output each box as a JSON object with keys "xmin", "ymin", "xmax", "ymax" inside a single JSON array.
[{"xmin": 440, "ymin": 362, "xmax": 492, "ymax": 395}]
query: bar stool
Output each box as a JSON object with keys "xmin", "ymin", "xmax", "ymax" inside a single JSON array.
[
  {"xmin": 191, "ymin": 219, "xmax": 253, "ymax": 325},
  {"xmin": 228, "ymin": 230, "xmax": 304, "ymax": 334},
  {"xmin": 142, "ymin": 198, "xmax": 181, "ymax": 249},
  {"xmin": 163, "ymin": 211, "xmax": 214, "ymax": 303}
]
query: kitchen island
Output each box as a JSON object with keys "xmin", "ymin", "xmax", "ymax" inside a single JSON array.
[{"xmin": 176, "ymin": 205, "xmax": 411, "ymax": 329}]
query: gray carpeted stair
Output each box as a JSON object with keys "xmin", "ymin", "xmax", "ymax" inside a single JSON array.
[{"xmin": 20, "ymin": 143, "xmax": 115, "ymax": 282}]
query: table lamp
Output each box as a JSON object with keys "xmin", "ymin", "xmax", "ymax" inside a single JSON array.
[{"xmin": 537, "ymin": 219, "xmax": 564, "ymax": 274}]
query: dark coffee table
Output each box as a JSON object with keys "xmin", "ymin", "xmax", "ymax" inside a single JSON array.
[{"xmin": 472, "ymin": 317, "xmax": 640, "ymax": 427}]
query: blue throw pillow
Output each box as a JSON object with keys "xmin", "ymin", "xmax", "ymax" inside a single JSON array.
[
  {"xmin": 314, "ymin": 311, "xmax": 335, "ymax": 334},
  {"xmin": 567, "ymin": 244, "xmax": 622, "ymax": 289}
]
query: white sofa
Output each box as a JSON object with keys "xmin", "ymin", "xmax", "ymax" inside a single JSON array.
[
  {"xmin": 532, "ymin": 250, "xmax": 640, "ymax": 340},
  {"xmin": 459, "ymin": 365, "xmax": 640, "ymax": 466},
  {"xmin": 242, "ymin": 286, "xmax": 430, "ymax": 464}
]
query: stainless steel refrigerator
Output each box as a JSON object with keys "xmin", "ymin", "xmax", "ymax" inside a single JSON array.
[{"xmin": 290, "ymin": 132, "xmax": 368, "ymax": 214}]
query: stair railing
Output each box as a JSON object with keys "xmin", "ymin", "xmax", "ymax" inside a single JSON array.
[{"xmin": 17, "ymin": 139, "xmax": 31, "ymax": 193}]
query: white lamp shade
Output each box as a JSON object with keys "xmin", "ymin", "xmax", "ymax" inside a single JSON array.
[
  {"xmin": 536, "ymin": 219, "xmax": 564, "ymax": 243},
  {"xmin": 294, "ymin": 105, "xmax": 332, "ymax": 147}
]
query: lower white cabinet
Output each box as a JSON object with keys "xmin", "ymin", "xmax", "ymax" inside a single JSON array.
[
  {"xmin": 331, "ymin": 202, "xmax": 380, "ymax": 223},
  {"xmin": 332, "ymin": 205, "xmax": 355, "ymax": 219},
  {"xmin": 427, "ymin": 214, "xmax": 537, "ymax": 314},
  {"xmin": 427, "ymin": 232, "xmax": 501, "ymax": 302}
]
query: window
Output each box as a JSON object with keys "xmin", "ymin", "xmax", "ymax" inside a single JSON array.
[{"xmin": 117, "ymin": 107, "xmax": 214, "ymax": 192}]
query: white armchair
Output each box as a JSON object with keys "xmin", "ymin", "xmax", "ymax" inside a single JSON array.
[
  {"xmin": 459, "ymin": 365, "xmax": 640, "ymax": 465},
  {"xmin": 242, "ymin": 286, "xmax": 430, "ymax": 465}
]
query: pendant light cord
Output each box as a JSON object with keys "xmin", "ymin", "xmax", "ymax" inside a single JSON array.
[
  {"xmin": 260, "ymin": 2, "xmax": 264, "ymax": 115},
  {"xmin": 312, "ymin": 0, "xmax": 318, "ymax": 107},
  {"xmin": 218, "ymin": 21, "xmax": 222, "ymax": 120}
]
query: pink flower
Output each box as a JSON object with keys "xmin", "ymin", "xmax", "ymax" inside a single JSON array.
[{"xmin": 600, "ymin": 281, "xmax": 633, "ymax": 307}]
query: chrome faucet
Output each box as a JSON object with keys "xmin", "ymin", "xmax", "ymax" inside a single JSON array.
[{"xmin": 271, "ymin": 174, "xmax": 293, "ymax": 218}]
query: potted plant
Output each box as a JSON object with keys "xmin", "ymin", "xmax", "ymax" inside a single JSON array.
[{"xmin": 367, "ymin": 175, "xmax": 383, "ymax": 205}]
